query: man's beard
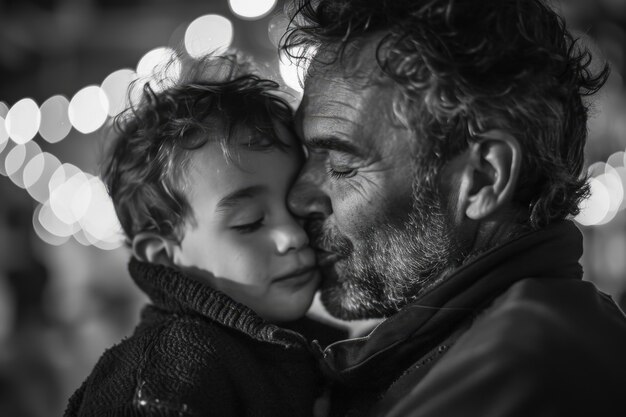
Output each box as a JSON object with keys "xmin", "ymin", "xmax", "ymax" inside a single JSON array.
[{"xmin": 310, "ymin": 174, "xmax": 467, "ymax": 320}]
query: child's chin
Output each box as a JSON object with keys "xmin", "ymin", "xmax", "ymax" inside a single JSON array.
[{"xmin": 263, "ymin": 295, "xmax": 316, "ymax": 323}]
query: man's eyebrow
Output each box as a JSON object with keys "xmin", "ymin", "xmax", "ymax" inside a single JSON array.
[
  {"xmin": 306, "ymin": 137, "xmax": 362, "ymax": 156},
  {"xmin": 215, "ymin": 185, "xmax": 266, "ymax": 213}
]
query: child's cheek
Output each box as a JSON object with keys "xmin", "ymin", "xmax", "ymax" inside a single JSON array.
[{"xmin": 224, "ymin": 236, "xmax": 272, "ymax": 285}]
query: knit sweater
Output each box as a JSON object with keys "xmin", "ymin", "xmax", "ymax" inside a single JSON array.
[{"xmin": 64, "ymin": 259, "xmax": 325, "ymax": 417}]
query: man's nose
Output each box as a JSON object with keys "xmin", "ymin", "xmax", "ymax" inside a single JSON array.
[{"xmin": 288, "ymin": 169, "xmax": 332, "ymax": 220}]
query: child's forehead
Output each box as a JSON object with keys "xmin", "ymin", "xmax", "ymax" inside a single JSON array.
[
  {"xmin": 183, "ymin": 141, "xmax": 279, "ymax": 197},
  {"xmin": 180, "ymin": 140, "xmax": 296, "ymax": 225}
]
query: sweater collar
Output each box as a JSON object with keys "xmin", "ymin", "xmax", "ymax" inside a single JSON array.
[
  {"xmin": 128, "ymin": 258, "xmax": 306, "ymax": 348},
  {"xmin": 322, "ymin": 220, "xmax": 583, "ymax": 381}
]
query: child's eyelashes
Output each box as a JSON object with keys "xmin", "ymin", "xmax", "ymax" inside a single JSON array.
[{"xmin": 231, "ymin": 217, "xmax": 264, "ymax": 234}]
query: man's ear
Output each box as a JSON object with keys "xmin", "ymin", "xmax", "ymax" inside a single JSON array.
[
  {"xmin": 461, "ymin": 130, "xmax": 521, "ymax": 220},
  {"xmin": 132, "ymin": 232, "xmax": 177, "ymax": 266}
]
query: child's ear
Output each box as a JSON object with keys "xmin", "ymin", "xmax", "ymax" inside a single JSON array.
[
  {"xmin": 459, "ymin": 130, "xmax": 521, "ymax": 220},
  {"xmin": 132, "ymin": 232, "xmax": 177, "ymax": 266}
]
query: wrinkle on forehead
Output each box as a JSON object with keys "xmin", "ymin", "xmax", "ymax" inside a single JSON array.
[
  {"xmin": 298, "ymin": 79, "xmax": 376, "ymax": 140},
  {"xmin": 301, "ymin": 46, "xmax": 399, "ymax": 129},
  {"xmin": 301, "ymin": 73, "xmax": 396, "ymax": 130},
  {"xmin": 303, "ymin": 95, "xmax": 365, "ymax": 124}
]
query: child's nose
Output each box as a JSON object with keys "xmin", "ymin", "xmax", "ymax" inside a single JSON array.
[{"xmin": 272, "ymin": 221, "xmax": 309, "ymax": 254}]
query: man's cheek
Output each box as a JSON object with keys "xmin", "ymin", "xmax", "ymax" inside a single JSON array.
[{"xmin": 332, "ymin": 195, "xmax": 378, "ymax": 238}]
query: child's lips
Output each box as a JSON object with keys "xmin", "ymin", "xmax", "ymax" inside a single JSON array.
[{"xmin": 272, "ymin": 265, "xmax": 318, "ymax": 284}]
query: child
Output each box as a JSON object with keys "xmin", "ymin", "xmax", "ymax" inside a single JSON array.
[{"xmin": 64, "ymin": 54, "xmax": 334, "ymax": 417}]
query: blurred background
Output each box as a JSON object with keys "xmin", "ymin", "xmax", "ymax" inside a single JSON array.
[{"xmin": 0, "ymin": 0, "xmax": 624, "ymax": 415}]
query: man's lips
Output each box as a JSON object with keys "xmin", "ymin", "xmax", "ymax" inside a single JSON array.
[
  {"xmin": 314, "ymin": 248, "xmax": 345, "ymax": 267},
  {"xmin": 272, "ymin": 265, "xmax": 317, "ymax": 283}
]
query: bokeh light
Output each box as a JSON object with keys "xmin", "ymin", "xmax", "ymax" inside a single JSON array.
[
  {"xmin": 68, "ymin": 86, "xmax": 110, "ymax": 134},
  {"xmin": 603, "ymin": 165, "xmax": 624, "ymax": 211},
  {"xmin": 279, "ymin": 46, "xmax": 316, "ymax": 94},
  {"xmin": 612, "ymin": 166, "xmax": 626, "ymax": 211},
  {"xmin": 279, "ymin": 52, "xmax": 303, "ymax": 93},
  {"xmin": 23, "ymin": 151, "xmax": 45, "ymax": 190},
  {"xmin": 78, "ymin": 177, "xmax": 124, "ymax": 249},
  {"xmin": 29, "ymin": 163, "xmax": 124, "ymax": 249},
  {"xmin": 101, "ymin": 68, "xmax": 138, "ymax": 117},
  {"xmin": 92, "ymin": 240, "xmax": 124, "ymax": 251},
  {"xmin": 606, "ymin": 150, "xmax": 625, "ymax": 169},
  {"xmin": 0, "ymin": 101, "xmax": 8, "ymax": 118},
  {"xmin": 48, "ymin": 163, "xmax": 82, "ymax": 202},
  {"xmin": 268, "ymin": 14, "xmax": 289, "ymax": 48},
  {"xmin": 0, "ymin": 137, "xmax": 16, "ymax": 175},
  {"xmin": 71, "ymin": 172, "xmax": 96, "ymax": 223},
  {"xmin": 229, "ymin": 0, "xmax": 277, "ymax": 20},
  {"xmin": 39, "ymin": 95, "xmax": 72, "ymax": 143},
  {"xmin": 5, "ymin": 98, "xmax": 41, "ymax": 144},
  {"xmin": 4, "ymin": 143, "xmax": 26, "ymax": 177},
  {"xmin": 594, "ymin": 171, "xmax": 623, "ymax": 224},
  {"xmin": 73, "ymin": 228, "xmax": 97, "ymax": 246},
  {"xmin": 587, "ymin": 161, "xmax": 607, "ymax": 177},
  {"xmin": 0, "ymin": 117, "xmax": 9, "ymax": 153},
  {"xmin": 136, "ymin": 47, "xmax": 181, "ymax": 93},
  {"xmin": 49, "ymin": 170, "xmax": 91, "ymax": 224},
  {"xmin": 6, "ymin": 140, "xmax": 41, "ymax": 188},
  {"xmin": 38, "ymin": 200, "xmax": 79, "ymax": 239},
  {"xmin": 575, "ymin": 177, "xmax": 611, "ymax": 226},
  {"xmin": 24, "ymin": 152, "xmax": 62, "ymax": 203},
  {"xmin": 579, "ymin": 161, "xmax": 625, "ymax": 225},
  {"xmin": 33, "ymin": 204, "xmax": 71, "ymax": 246},
  {"xmin": 184, "ymin": 14, "xmax": 233, "ymax": 58}
]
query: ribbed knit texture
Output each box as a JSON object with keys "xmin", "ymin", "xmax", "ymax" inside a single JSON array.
[{"xmin": 64, "ymin": 259, "xmax": 323, "ymax": 417}]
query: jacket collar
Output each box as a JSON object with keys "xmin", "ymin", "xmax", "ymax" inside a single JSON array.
[
  {"xmin": 128, "ymin": 258, "xmax": 307, "ymax": 348},
  {"xmin": 322, "ymin": 221, "xmax": 583, "ymax": 384}
]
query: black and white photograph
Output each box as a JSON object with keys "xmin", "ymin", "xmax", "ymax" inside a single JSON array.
[{"xmin": 1, "ymin": 0, "xmax": 625, "ymax": 416}]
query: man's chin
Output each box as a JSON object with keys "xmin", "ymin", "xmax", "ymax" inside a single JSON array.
[{"xmin": 318, "ymin": 263, "xmax": 390, "ymax": 321}]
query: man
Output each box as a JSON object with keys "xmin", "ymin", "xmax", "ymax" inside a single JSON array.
[{"xmin": 283, "ymin": 0, "xmax": 626, "ymax": 415}]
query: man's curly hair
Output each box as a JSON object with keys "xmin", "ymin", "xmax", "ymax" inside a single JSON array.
[
  {"xmin": 102, "ymin": 54, "xmax": 293, "ymax": 244},
  {"xmin": 282, "ymin": 0, "xmax": 609, "ymax": 228}
]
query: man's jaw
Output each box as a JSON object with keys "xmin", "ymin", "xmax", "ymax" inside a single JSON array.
[{"xmin": 306, "ymin": 219, "xmax": 423, "ymax": 320}]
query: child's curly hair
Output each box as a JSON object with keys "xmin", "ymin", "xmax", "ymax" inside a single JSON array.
[{"xmin": 102, "ymin": 53, "xmax": 294, "ymax": 244}]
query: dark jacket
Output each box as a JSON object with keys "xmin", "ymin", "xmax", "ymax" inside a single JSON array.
[
  {"xmin": 323, "ymin": 221, "xmax": 626, "ymax": 417},
  {"xmin": 64, "ymin": 259, "xmax": 325, "ymax": 417}
]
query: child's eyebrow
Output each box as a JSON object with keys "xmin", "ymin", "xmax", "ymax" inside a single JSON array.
[{"xmin": 215, "ymin": 185, "xmax": 266, "ymax": 213}]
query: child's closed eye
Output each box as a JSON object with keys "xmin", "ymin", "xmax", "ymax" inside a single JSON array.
[{"xmin": 231, "ymin": 217, "xmax": 264, "ymax": 234}]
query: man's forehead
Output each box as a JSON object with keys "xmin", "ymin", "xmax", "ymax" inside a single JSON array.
[
  {"xmin": 295, "ymin": 85, "xmax": 403, "ymax": 160},
  {"xmin": 299, "ymin": 35, "xmax": 393, "ymax": 102},
  {"xmin": 297, "ymin": 65, "xmax": 392, "ymax": 122},
  {"xmin": 302, "ymin": 74, "xmax": 363, "ymax": 109},
  {"xmin": 295, "ymin": 74, "xmax": 368, "ymax": 134},
  {"xmin": 294, "ymin": 35, "xmax": 398, "ymax": 136}
]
